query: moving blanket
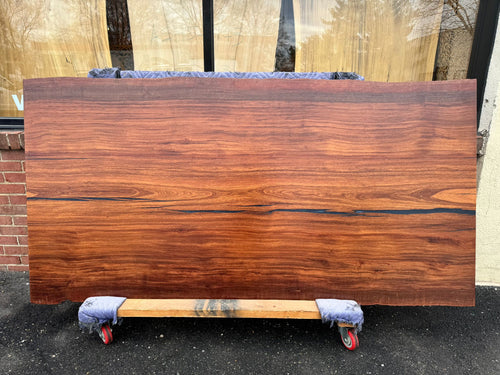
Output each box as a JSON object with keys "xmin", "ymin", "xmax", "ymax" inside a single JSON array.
[
  {"xmin": 87, "ymin": 68, "xmax": 364, "ymax": 81},
  {"xmin": 78, "ymin": 296, "xmax": 127, "ymax": 333},
  {"xmin": 316, "ymin": 299, "xmax": 364, "ymax": 331}
]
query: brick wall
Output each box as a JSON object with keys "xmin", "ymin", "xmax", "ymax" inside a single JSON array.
[{"xmin": 0, "ymin": 131, "xmax": 28, "ymax": 271}]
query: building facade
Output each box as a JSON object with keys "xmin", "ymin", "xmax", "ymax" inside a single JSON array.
[{"xmin": 1, "ymin": 0, "xmax": 498, "ymax": 285}]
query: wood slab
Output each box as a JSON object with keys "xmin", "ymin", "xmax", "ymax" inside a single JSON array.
[{"xmin": 24, "ymin": 78, "xmax": 476, "ymax": 306}]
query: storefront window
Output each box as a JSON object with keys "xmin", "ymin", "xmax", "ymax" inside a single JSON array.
[
  {"xmin": 276, "ymin": 0, "xmax": 479, "ymax": 81},
  {"xmin": 0, "ymin": 0, "xmax": 481, "ymax": 119},
  {"xmin": 127, "ymin": 0, "xmax": 204, "ymax": 71},
  {"xmin": 214, "ymin": 0, "xmax": 281, "ymax": 72},
  {"xmin": 1, "ymin": 0, "xmax": 111, "ymax": 118},
  {"xmin": 292, "ymin": 0, "xmax": 445, "ymax": 81},
  {"xmin": 434, "ymin": 0, "xmax": 479, "ymax": 80}
]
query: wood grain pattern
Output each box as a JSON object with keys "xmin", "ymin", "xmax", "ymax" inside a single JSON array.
[
  {"xmin": 24, "ymin": 78, "xmax": 476, "ymax": 306},
  {"xmin": 118, "ymin": 299, "xmax": 322, "ymax": 319}
]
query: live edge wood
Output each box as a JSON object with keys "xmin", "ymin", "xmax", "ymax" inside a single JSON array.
[{"xmin": 24, "ymin": 78, "xmax": 476, "ymax": 306}]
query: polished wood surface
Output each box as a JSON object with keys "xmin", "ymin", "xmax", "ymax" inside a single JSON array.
[{"xmin": 24, "ymin": 78, "xmax": 476, "ymax": 306}]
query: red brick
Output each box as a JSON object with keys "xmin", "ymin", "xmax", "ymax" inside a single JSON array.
[
  {"xmin": 0, "ymin": 265, "xmax": 7, "ymax": 271},
  {"xmin": 0, "ymin": 135, "xmax": 9, "ymax": 150},
  {"xmin": 9, "ymin": 265, "xmax": 29, "ymax": 271},
  {"xmin": 20, "ymin": 255, "xmax": 29, "ymax": 264},
  {"xmin": 22, "ymin": 161, "xmax": 25, "ymax": 172},
  {"xmin": 0, "ymin": 255, "xmax": 20, "ymax": 264},
  {"xmin": 0, "ymin": 161, "xmax": 23, "ymax": 172},
  {"xmin": 0, "ymin": 226, "xmax": 27, "ymax": 235},
  {"xmin": 7, "ymin": 134, "xmax": 21, "ymax": 150},
  {"xmin": 0, "ymin": 196, "xmax": 9, "ymax": 204},
  {"xmin": 0, "ymin": 174, "xmax": 4, "ymax": 183},
  {"xmin": 0, "ymin": 216, "xmax": 12, "ymax": 225},
  {"xmin": 0, "ymin": 184, "xmax": 25, "ymax": 194},
  {"xmin": 9, "ymin": 195, "xmax": 27, "ymax": 205},
  {"xmin": 13, "ymin": 216, "xmax": 27, "ymax": 225},
  {"xmin": 0, "ymin": 205, "xmax": 27, "ymax": 215},
  {"xmin": 19, "ymin": 133, "xmax": 25, "ymax": 149},
  {"xmin": 4, "ymin": 173, "xmax": 25, "ymax": 183},
  {"xmin": 0, "ymin": 236, "xmax": 18, "ymax": 245},
  {"xmin": 17, "ymin": 235, "xmax": 28, "ymax": 245},
  {"xmin": 4, "ymin": 246, "xmax": 28, "ymax": 255},
  {"xmin": 1, "ymin": 150, "xmax": 24, "ymax": 161}
]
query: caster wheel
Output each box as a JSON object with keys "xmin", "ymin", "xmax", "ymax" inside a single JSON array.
[
  {"xmin": 339, "ymin": 327, "xmax": 359, "ymax": 351},
  {"xmin": 98, "ymin": 324, "xmax": 113, "ymax": 345}
]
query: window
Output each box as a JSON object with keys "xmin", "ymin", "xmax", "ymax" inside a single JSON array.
[{"xmin": 0, "ymin": 0, "xmax": 486, "ymax": 120}]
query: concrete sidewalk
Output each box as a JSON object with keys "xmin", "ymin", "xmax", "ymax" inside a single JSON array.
[{"xmin": 1, "ymin": 271, "xmax": 499, "ymax": 374}]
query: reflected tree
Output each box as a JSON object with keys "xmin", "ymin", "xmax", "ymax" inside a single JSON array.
[
  {"xmin": 444, "ymin": 0, "xmax": 478, "ymax": 35},
  {"xmin": 214, "ymin": 0, "xmax": 281, "ymax": 71},
  {"xmin": 127, "ymin": 0, "xmax": 203, "ymax": 71},
  {"xmin": 0, "ymin": 0, "xmax": 48, "ymax": 91},
  {"xmin": 0, "ymin": 0, "xmax": 111, "ymax": 117},
  {"xmin": 293, "ymin": 0, "xmax": 476, "ymax": 81},
  {"xmin": 274, "ymin": 0, "xmax": 295, "ymax": 72},
  {"xmin": 106, "ymin": 0, "xmax": 134, "ymax": 69},
  {"xmin": 434, "ymin": 0, "xmax": 479, "ymax": 80}
]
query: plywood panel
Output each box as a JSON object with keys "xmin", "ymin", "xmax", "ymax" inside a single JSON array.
[
  {"xmin": 293, "ymin": 0, "xmax": 444, "ymax": 81},
  {"xmin": 24, "ymin": 78, "xmax": 476, "ymax": 306}
]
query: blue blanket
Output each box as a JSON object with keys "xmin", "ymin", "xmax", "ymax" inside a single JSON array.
[
  {"xmin": 88, "ymin": 68, "xmax": 364, "ymax": 81},
  {"xmin": 316, "ymin": 299, "xmax": 364, "ymax": 331},
  {"xmin": 78, "ymin": 296, "xmax": 127, "ymax": 333}
]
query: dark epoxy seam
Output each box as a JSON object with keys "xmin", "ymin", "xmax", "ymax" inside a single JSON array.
[
  {"xmin": 27, "ymin": 197, "xmax": 474, "ymax": 216},
  {"xmin": 28, "ymin": 197, "xmax": 168, "ymax": 202},
  {"xmin": 175, "ymin": 208, "xmax": 475, "ymax": 216}
]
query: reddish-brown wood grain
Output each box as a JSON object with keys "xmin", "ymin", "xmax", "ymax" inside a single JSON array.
[{"xmin": 24, "ymin": 78, "xmax": 476, "ymax": 305}]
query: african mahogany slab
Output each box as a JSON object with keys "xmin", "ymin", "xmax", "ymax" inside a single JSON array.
[{"xmin": 24, "ymin": 78, "xmax": 476, "ymax": 305}]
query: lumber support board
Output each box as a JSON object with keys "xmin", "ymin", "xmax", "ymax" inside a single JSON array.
[
  {"xmin": 24, "ymin": 77, "xmax": 476, "ymax": 306},
  {"xmin": 118, "ymin": 299, "xmax": 322, "ymax": 319}
]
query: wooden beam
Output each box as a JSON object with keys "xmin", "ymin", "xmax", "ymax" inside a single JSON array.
[{"xmin": 118, "ymin": 299, "xmax": 322, "ymax": 319}]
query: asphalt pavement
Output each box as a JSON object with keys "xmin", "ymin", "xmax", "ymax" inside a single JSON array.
[{"xmin": 1, "ymin": 271, "xmax": 499, "ymax": 375}]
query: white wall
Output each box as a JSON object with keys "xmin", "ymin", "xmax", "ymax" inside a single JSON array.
[
  {"xmin": 479, "ymin": 22, "xmax": 500, "ymax": 134},
  {"xmin": 477, "ymin": 19, "xmax": 500, "ymax": 285}
]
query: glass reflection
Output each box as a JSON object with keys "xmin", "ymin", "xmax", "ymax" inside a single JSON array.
[
  {"xmin": 127, "ymin": 0, "xmax": 204, "ymax": 71},
  {"xmin": 434, "ymin": 0, "xmax": 479, "ymax": 80},
  {"xmin": 0, "ymin": 0, "xmax": 111, "ymax": 117},
  {"xmin": 0, "ymin": 0, "xmax": 482, "ymax": 118},
  {"xmin": 292, "ymin": 0, "xmax": 445, "ymax": 81},
  {"xmin": 214, "ymin": 0, "xmax": 281, "ymax": 72}
]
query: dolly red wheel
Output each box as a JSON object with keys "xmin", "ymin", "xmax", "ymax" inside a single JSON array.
[
  {"xmin": 339, "ymin": 327, "xmax": 359, "ymax": 351},
  {"xmin": 98, "ymin": 324, "xmax": 113, "ymax": 345}
]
